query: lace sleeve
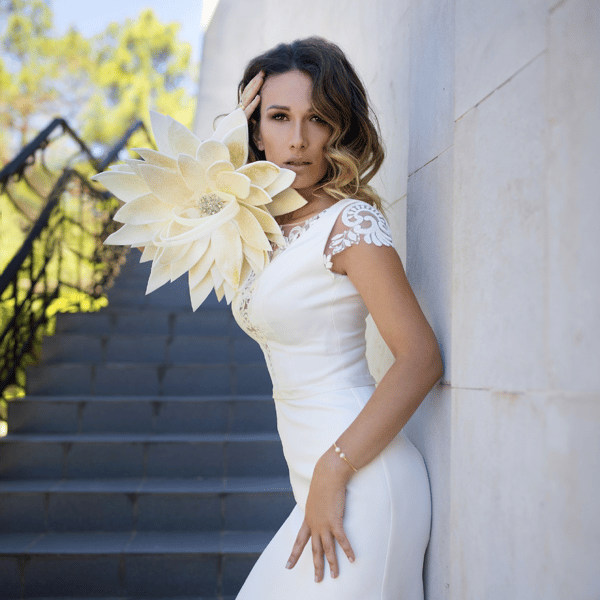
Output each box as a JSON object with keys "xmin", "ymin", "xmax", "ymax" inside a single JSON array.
[{"xmin": 324, "ymin": 201, "xmax": 394, "ymax": 272}]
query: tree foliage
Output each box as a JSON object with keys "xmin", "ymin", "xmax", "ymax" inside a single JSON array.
[{"xmin": 0, "ymin": 0, "xmax": 197, "ymax": 164}]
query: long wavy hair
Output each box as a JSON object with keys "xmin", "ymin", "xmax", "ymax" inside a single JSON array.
[{"xmin": 238, "ymin": 37, "xmax": 385, "ymax": 211}]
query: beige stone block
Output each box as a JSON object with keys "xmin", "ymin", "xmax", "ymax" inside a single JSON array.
[
  {"xmin": 407, "ymin": 149, "xmax": 453, "ymax": 384},
  {"xmin": 450, "ymin": 388, "xmax": 600, "ymax": 600},
  {"xmin": 454, "ymin": 0, "xmax": 550, "ymax": 119},
  {"xmin": 408, "ymin": 0, "xmax": 455, "ymax": 173},
  {"xmin": 452, "ymin": 56, "xmax": 547, "ymax": 391},
  {"xmin": 546, "ymin": 0, "xmax": 600, "ymax": 393},
  {"xmin": 404, "ymin": 384, "xmax": 451, "ymax": 600},
  {"xmin": 194, "ymin": 0, "xmax": 268, "ymax": 139}
]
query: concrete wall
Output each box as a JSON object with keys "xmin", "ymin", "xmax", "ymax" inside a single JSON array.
[{"xmin": 195, "ymin": 1, "xmax": 600, "ymax": 598}]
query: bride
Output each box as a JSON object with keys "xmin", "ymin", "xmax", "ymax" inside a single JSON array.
[{"xmin": 229, "ymin": 37, "xmax": 442, "ymax": 599}]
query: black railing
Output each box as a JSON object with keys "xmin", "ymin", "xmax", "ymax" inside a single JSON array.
[{"xmin": 0, "ymin": 116, "xmax": 153, "ymax": 413}]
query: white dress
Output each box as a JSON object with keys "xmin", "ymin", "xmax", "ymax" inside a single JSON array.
[{"xmin": 231, "ymin": 198, "xmax": 431, "ymax": 600}]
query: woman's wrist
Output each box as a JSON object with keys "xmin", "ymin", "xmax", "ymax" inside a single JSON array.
[{"xmin": 317, "ymin": 445, "xmax": 355, "ymax": 484}]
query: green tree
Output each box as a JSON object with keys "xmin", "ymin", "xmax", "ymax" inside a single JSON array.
[
  {"xmin": 0, "ymin": 0, "xmax": 197, "ymax": 165},
  {"xmin": 0, "ymin": 0, "xmax": 197, "ymax": 262}
]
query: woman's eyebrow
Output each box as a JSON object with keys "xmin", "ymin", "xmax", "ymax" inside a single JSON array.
[{"xmin": 266, "ymin": 105, "xmax": 290, "ymax": 111}]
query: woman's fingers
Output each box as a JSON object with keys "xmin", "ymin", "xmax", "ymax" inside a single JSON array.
[
  {"xmin": 333, "ymin": 526, "xmax": 355, "ymax": 564},
  {"xmin": 321, "ymin": 532, "xmax": 339, "ymax": 579},
  {"xmin": 240, "ymin": 70, "xmax": 264, "ymax": 117},
  {"xmin": 286, "ymin": 520, "xmax": 310, "ymax": 570},
  {"xmin": 243, "ymin": 94, "xmax": 260, "ymax": 120},
  {"xmin": 311, "ymin": 535, "xmax": 325, "ymax": 582}
]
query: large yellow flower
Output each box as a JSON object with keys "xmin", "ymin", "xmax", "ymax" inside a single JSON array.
[{"xmin": 91, "ymin": 108, "xmax": 305, "ymax": 309}]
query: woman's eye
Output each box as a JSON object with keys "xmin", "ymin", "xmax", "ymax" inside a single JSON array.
[
  {"xmin": 311, "ymin": 115, "xmax": 328, "ymax": 125},
  {"xmin": 270, "ymin": 113, "xmax": 287, "ymax": 121}
]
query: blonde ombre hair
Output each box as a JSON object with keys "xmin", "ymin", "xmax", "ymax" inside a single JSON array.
[{"xmin": 238, "ymin": 37, "xmax": 385, "ymax": 213}]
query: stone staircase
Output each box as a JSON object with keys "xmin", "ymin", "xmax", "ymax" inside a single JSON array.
[{"xmin": 0, "ymin": 255, "xmax": 294, "ymax": 599}]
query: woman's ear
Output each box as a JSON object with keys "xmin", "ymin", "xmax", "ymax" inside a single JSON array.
[{"xmin": 252, "ymin": 124, "xmax": 264, "ymax": 151}]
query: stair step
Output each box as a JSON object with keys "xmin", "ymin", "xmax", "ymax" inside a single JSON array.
[
  {"xmin": 2, "ymin": 255, "xmax": 278, "ymax": 598},
  {"xmin": 55, "ymin": 307, "xmax": 237, "ymax": 337},
  {"xmin": 0, "ymin": 433, "xmax": 288, "ymax": 479},
  {"xmin": 26, "ymin": 362, "xmax": 271, "ymax": 396},
  {"xmin": 9, "ymin": 395, "xmax": 277, "ymax": 434},
  {"xmin": 39, "ymin": 334, "xmax": 263, "ymax": 365},
  {"xmin": 0, "ymin": 531, "xmax": 272, "ymax": 598},
  {"xmin": 0, "ymin": 476, "xmax": 294, "ymax": 533}
]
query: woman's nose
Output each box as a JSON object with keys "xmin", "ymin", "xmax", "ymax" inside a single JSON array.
[{"xmin": 289, "ymin": 120, "xmax": 307, "ymax": 150}]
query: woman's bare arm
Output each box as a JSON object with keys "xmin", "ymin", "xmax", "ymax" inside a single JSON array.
[{"xmin": 286, "ymin": 241, "xmax": 443, "ymax": 582}]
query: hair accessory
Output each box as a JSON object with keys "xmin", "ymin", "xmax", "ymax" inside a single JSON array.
[
  {"xmin": 91, "ymin": 107, "xmax": 307, "ymax": 310},
  {"xmin": 333, "ymin": 442, "xmax": 357, "ymax": 472}
]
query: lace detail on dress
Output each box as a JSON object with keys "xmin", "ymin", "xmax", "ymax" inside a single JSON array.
[
  {"xmin": 234, "ymin": 271, "xmax": 277, "ymax": 386},
  {"xmin": 324, "ymin": 202, "xmax": 394, "ymax": 271}
]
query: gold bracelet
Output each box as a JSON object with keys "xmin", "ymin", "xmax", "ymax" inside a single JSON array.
[{"xmin": 333, "ymin": 442, "xmax": 358, "ymax": 472}]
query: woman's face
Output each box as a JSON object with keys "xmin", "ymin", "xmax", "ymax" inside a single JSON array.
[{"xmin": 255, "ymin": 70, "xmax": 331, "ymax": 199}]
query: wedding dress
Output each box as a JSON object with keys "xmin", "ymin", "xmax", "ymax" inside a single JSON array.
[{"xmin": 232, "ymin": 198, "xmax": 431, "ymax": 600}]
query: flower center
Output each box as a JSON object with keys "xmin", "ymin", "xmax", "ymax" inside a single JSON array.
[{"xmin": 196, "ymin": 193, "xmax": 225, "ymax": 216}]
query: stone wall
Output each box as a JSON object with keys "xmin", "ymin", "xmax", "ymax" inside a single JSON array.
[{"xmin": 195, "ymin": 1, "xmax": 600, "ymax": 597}]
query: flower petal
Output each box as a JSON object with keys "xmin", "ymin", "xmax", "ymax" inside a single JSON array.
[
  {"xmin": 104, "ymin": 223, "xmax": 155, "ymax": 246},
  {"xmin": 132, "ymin": 148, "xmax": 178, "ymax": 170},
  {"xmin": 107, "ymin": 163, "xmax": 135, "ymax": 173},
  {"xmin": 239, "ymin": 260, "xmax": 253, "ymax": 288},
  {"xmin": 170, "ymin": 237, "xmax": 210, "ymax": 282},
  {"xmin": 206, "ymin": 160, "xmax": 235, "ymax": 189},
  {"xmin": 91, "ymin": 171, "xmax": 150, "ymax": 202},
  {"xmin": 214, "ymin": 282, "xmax": 225, "ymax": 303},
  {"xmin": 242, "ymin": 185, "xmax": 272, "ymax": 207},
  {"xmin": 154, "ymin": 200, "xmax": 239, "ymax": 246},
  {"xmin": 220, "ymin": 124, "xmax": 248, "ymax": 169},
  {"xmin": 178, "ymin": 153, "xmax": 208, "ymax": 192},
  {"xmin": 267, "ymin": 187, "xmax": 307, "ymax": 216},
  {"xmin": 189, "ymin": 243, "xmax": 214, "ymax": 289},
  {"xmin": 243, "ymin": 204, "xmax": 282, "ymax": 235},
  {"xmin": 196, "ymin": 140, "xmax": 229, "ymax": 169},
  {"xmin": 210, "ymin": 264, "xmax": 224, "ymax": 290},
  {"xmin": 190, "ymin": 271, "xmax": 214, "ymax": 311},
  {"xmin": 149, "ymin": 111, "xmax": 173, "ymax": 156},
  {"xmin": 242, "ymin": 241, "xmax": 266, "ymax": 272},
  {"xmin": 235, "ymin": 206, "xmax": 271, "ymax": 251},
  {"xmin": 113, "ymin": 193, "xmax": 172, "ymax": 225},
  {"xmin": 264, "ymin": 167, "xmax": 296, "ymax": 197},
  {"xmin": 167, "ymin": 117, "xmax": 201, "ymax": 158},
  {"xmin": 136, "ymin": 163, "xmax": 193, "ymax": 204},
  {"xmin": 211, "ymin": 220, "xmax": 243, "ymax": 290},
  {"xmin": 140, "ymin": 244, "xmax": 159, "ymax": 263},
  {"xmin": 237, "ymin": 161, "xmax": 280, "ymax": 189},
  {"xmin": 146, "ymin": 261, "xmax": 171, "ymax": 294},
  {"xmin": 212, "ymin": 107, "xmax": 247, "ymax": 143},
  {"xmin": 216, "ymin": 171, "xmax": 251, "ymax": 199},
  {"xmin": 157, "ymin": 241, "xmax": 191, "ymax": 266},
  {"xmin": 150, "ymin": 110, "xmax": 200, "ymax": 158},
  {"xmin": 222, "ymin": 281, "xmax": 237, "ymax": 304}
]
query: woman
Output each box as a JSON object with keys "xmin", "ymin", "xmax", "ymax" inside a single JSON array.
[{"xmin": 230, "ymin": 37, "xmax": 442, "ymax": 599}]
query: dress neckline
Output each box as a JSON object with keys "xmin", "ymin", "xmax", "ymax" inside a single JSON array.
[{"xmin": 279, "ymin": 203, "xmax": 338, "ymax": 242}]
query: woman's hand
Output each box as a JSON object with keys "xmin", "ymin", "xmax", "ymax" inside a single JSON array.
[
  {"xmin": 239, "ymin": 71, "xmax": 264, "ymax": 119},
  {"xmin": 286, "ymin": 447, "xmax": 356, "ymax": 582}
]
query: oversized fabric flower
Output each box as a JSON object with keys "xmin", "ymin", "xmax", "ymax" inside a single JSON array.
[{"xmin": 91, "ymin": 108, "xmax": 306, "ymax": 309}]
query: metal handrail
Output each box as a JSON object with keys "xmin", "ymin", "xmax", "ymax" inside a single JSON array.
[{"xmin": 0, "ymin": 116, "xmax": 153, "ymax": 405}]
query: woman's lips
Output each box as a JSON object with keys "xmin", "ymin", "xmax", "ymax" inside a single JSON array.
[{"xmin": 285, "ymin": 160, "xmax": 311, "ymax": 168}]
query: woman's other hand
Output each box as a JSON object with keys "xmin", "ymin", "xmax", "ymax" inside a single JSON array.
[
  {"xmin": 286, "ymin": 447, "xmax": 356, "ymax": 582},
  {"xmin": 239, "ymin": 71, "xmax": 264, "ymax": 119}
]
